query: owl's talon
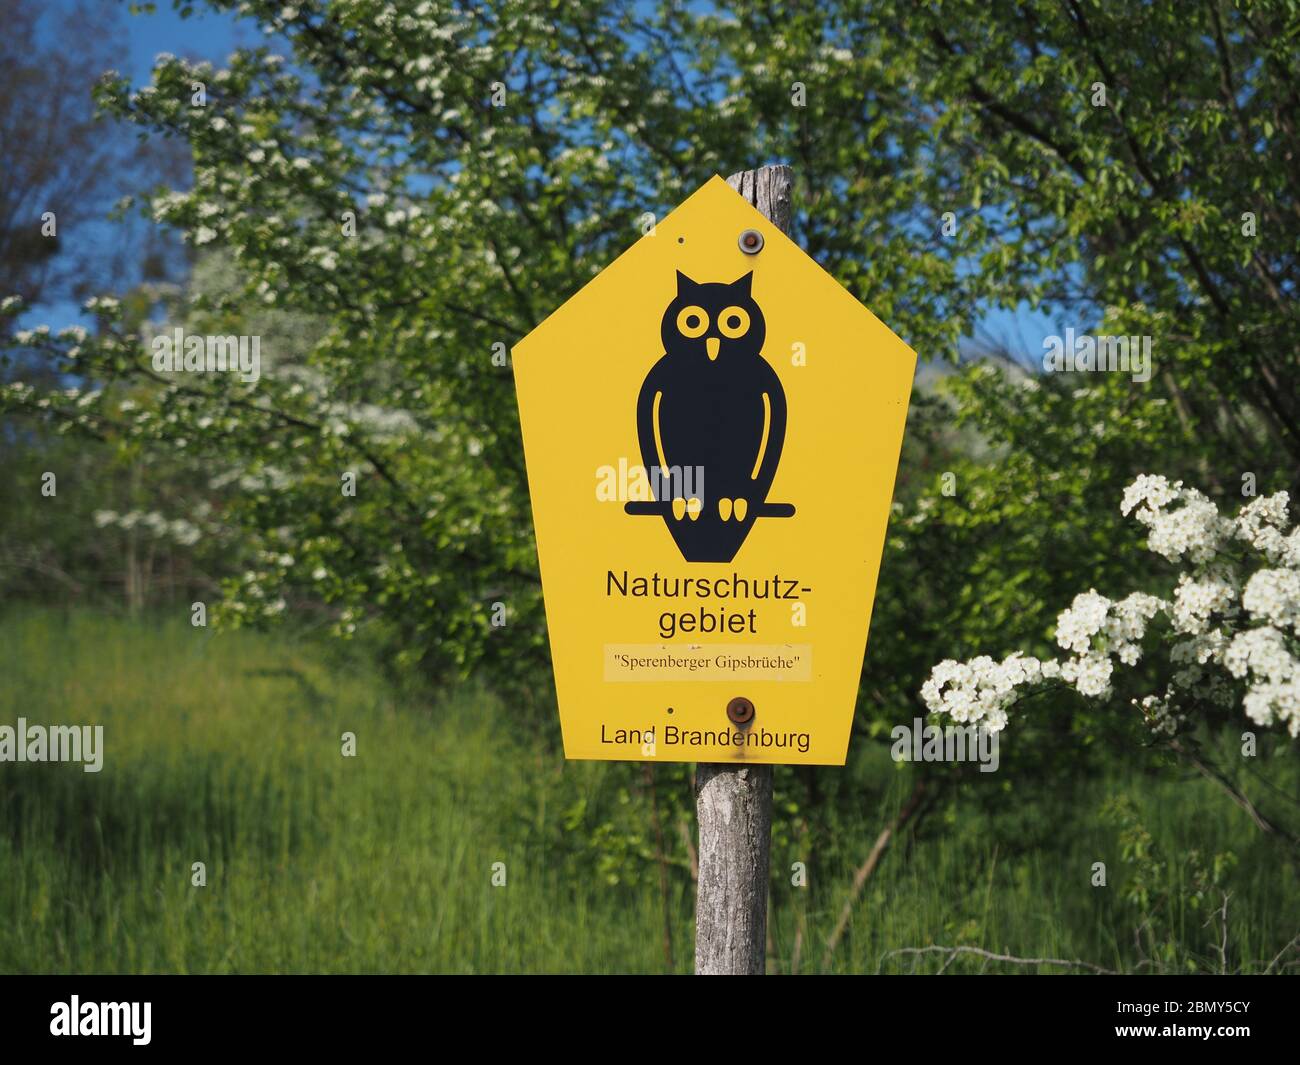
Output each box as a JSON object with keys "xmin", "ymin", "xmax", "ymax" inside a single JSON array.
[
  {"xmin": 672, "ymin": 497, "xmax": 686, "ymax": 521},
  {"xmin": 734, "ymin": 498, "xmax": 749, "ymax": 521},
  {"xmin": 718, "ymin": 498, "xmax": 733, "ymax": 521},
  {"xmin": 686, "ymin": 497, "xmax": 702, "ymax": 521}
]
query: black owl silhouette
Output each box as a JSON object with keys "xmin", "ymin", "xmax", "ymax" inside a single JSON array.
[{"xmin": 624, "ymin": 271, "xmax": 794, "ymax": 563}]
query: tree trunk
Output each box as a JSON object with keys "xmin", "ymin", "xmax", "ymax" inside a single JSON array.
[
  {"xmin": 693, "ymin": 164, "xmax": 792, "ymax": 976},
  {"xmin": 694, "ymin": 763, "xmax": 775, "ymax": 974}
]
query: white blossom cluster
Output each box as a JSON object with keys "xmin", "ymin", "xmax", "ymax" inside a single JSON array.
[
  {"xmin": 93, "ymin": 509, "xmax": 204, "ymax": 546},
  {"xmin": 1055, "ymin": 589, "xmax": 1164, "ymax": 664},
  {"xmin": 923, "ymin": 475, "xmax": 1300, "ymax": 738},
  {"xmin": 1121, "ymin": 475, "xmax": 1235, "ymax": 563},
  {"xmin": 920, "ymin": 653, "xmax": 1061, "ymax": 732},
  {"xmin": 1171, "ymin": 572, "xmax": 1237, "ymax": 635}
]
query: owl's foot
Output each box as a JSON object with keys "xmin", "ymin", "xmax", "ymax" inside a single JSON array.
[
  {"xmin": 733, "ymin": 498, "xmax": 748, "ymax": 521},
  {"xmin": 686, "ymin": 497, "xmax": 702, "ymax": 521},
  {"xmin": 718, "ymin": 498, "xmax": 733, "ymax": 521},
  {"xmin": 672, "ymin": 497, "xmax": 686, "ymax": 521}
]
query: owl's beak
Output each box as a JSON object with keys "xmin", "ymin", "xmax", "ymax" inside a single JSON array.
[{"xmin": 706, "ymin": 337, "xmax": 720, "ymax": 361}]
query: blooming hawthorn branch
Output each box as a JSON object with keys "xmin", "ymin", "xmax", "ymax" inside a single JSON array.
[{"xmin": 922, "ymin": 475, "xmax": 1300, "ymax": 741}]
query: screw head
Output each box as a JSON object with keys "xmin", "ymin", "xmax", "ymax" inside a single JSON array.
[
  {"xmin": 726, "ymin": 696, "xmax": 755, "ymax": 726},
  {"xmin": 738, "ymin": 228, "xmax": 764, "ymax": 255}
]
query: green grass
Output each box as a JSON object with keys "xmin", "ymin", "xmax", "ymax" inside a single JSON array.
[{"xmin": 0, "ymin": 607, "xmax": 1295, "ymax": 973}]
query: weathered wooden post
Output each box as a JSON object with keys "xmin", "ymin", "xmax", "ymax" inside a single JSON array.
[
  {"xmin": 694, "ymin": 760, "xmax": 774, "ymax": 974},
  {"xmin": 693, "ymin": 165, "xmax": 792, "ymax": 977}
]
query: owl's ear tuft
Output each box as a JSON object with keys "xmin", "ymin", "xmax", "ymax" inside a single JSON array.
[
  {"xmin": 675, "ymin": 270, "xmax": 699, "ymax": 294},
  {"xmin": 730, "ymin": 271, "xmax": 754, "ymax": 297}
]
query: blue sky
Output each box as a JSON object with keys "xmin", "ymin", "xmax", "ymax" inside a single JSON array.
[
  {"xmin": 28, "ymin": 0, "xmax": 1062, "ymax": 361},
  {"xmin": 122, "ymin": 3, "xmax": 251, "ymax": 85},
  {"xmin": 20, "ymin": 2, "xmax": 252, "ymax": 331}
]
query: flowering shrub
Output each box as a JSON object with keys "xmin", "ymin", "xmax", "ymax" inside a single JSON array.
[{"xmin": 922, "ymin": 476, "xmax": 1300, "ymax": 739}]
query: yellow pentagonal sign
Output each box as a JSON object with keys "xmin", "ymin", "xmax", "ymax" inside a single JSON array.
[{"xmin": 513, "ymin": 175, "xmax": 915, "ymax": 765}]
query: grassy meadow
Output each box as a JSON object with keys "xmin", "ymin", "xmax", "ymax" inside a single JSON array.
[{"xmin": 0, "ymin": 607, "xmax": 1295, "ymax": 974}]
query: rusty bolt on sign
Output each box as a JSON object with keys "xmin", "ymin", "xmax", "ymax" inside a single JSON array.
[
  {"xmin": 726, "ymin": 696, "xmax": 755, "ymax": 727},
  {"xmin": 738, "ymin": 228, "xmax": 764, "ymax": 255}
]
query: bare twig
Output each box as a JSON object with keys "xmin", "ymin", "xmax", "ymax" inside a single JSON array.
[
  {"xmin": 1202, "ymin": 891, "xmax": 1231, "ymax": 974},
  {"xmin": 822, "ymin": 776, "xmax": 929, "ymax": 968},
  {"xmin": 1264, "ymin": 931, "xmax": 1300, "ymax": 975},
  {"xmin": 879, "ymin": 945, "xmax": 1119, "ymax": 975},
  {"xmin": 1169, "ymin": 738, "xmax": 1300, "ymax": 852}
]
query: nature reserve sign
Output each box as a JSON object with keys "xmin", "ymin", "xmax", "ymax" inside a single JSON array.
[{"xmin": 513, "ymin": 176, "xmax": 914, "ymax": 765}]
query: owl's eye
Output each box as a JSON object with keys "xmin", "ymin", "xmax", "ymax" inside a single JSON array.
[
  {"xmin": 718, "ymin": 306, "xmax": 751, "ymax": 339},
  {"xmin": 676, "ymin": 306, "xmax": 709, "ymax": 338}
]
